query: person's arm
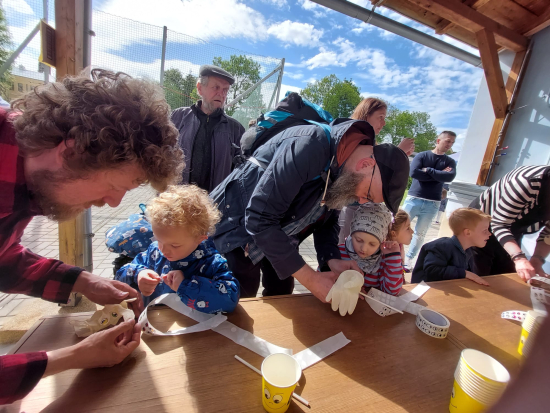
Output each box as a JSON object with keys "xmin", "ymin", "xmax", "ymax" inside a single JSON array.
[
  {"xmin": 176, "ymin": 248, "xmax": 240, "ymax": 313},
  {"xmin": 0, "ymin": 320, "xmax": 140, "ymax": 405},
  {"xmin": 245, "ymin": 126, "xmax": 331, "ymax": 278},
  {"xmin": 531, "ymin": 225, "xmax": 550, "ymax": 277},
  {"xmin": 313, "ymin": 210, "xmax": 342, "ymax": 269},
  {"xmin": 424, "ymin": 159, "xmax": 457, "ymax": 183},
  {"xmin": 114, "ymin": 250, "xmax": 150, "ymax": 291},
  {"xmin": 409, "ymin": 153, "xmax": 432, "ymax": 181},
  {"xmin": 422, "ymin": 248, "xmax": 466, "ymax": 282},
  {"xmin": 375, "ymin": 251, "xmax": 403, "ymax": 296}
]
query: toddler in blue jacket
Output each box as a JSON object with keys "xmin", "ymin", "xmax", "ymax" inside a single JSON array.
[{"xmin": 116, "ymin": 185, "xmax": 240, "ymax": 313}]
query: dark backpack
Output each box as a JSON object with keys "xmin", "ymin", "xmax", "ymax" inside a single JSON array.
[{"xmin": 239, "ymin": 92, "xmax": 333, "ymax": 158}]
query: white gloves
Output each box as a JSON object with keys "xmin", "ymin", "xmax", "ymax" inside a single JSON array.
[{"xmin": 326, "ymin": 270, "xmax": 364, "ymax": 316}]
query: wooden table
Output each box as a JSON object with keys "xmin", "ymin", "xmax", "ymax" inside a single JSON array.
[{"xmin": 6, "ymin": 274, "xmax": 531, "ymax": 412}]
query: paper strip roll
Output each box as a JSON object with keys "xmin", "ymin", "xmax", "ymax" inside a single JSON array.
[{"xmin": 416, "ymin": 309, "xmax": 450, "ymax": 339}]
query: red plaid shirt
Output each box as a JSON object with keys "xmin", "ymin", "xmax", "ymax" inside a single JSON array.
[{"xmin": 0, "ymin": 109, "xmax": 83, "ymax": 404}]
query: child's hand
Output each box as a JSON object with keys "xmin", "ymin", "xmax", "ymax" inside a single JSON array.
[
  {"xmin": 162, "ymin": 270, "xmax": 184, "ymax": 292},
  {"xmin": 359, "ymin": 286, "xmax": 368, "ymax": 301},
  {"xmin": 137, "ymin": 270, "xmax": 161, "ymax": 296},
  {"xmin": 465, "ymin": 271, "xmax": 490, "ymax": 286},
  {"xmin": 382, "ymin": 241, "xmax": 400, "ymax": 254}
]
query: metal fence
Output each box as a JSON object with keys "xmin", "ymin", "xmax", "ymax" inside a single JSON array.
[{"xmin": 4, "ymin": 2, "xmax": 284, "ymax": 127}]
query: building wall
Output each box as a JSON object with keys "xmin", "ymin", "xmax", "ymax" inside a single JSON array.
[
  {"xmin": 491, "ymin": 26, "xmax": 550, "ymax": 183},
  {"xmin": 6, "ymin": 75, "xmax": 44, "ymax": 101}
]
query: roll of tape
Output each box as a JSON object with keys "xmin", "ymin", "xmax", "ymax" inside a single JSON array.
[{"xmin": 416, "ymin": 309, "xmax": 450, "ymax": 339}]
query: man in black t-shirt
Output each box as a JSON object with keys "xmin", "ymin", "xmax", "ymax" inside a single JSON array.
[{"xmin": 402, "ymin": 131, "xmax": 457, "ymax": 270}]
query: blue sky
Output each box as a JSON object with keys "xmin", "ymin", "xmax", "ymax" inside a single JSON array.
[{"xmin": 6, "ymin": 0, "xmax": 485, "ymax": 151}]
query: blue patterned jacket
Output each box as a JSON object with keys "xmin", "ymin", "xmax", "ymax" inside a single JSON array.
[{"xmin": 115, "ymin": 239, "xmax": 240, "ymax": 313}]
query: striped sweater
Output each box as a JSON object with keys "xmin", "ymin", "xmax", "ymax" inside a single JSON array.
[
  {"xmin": 477, "ymin": 165, "xmax": 550, "ymax": 245},
  {"xmin": 338, "ymin": 243, "xmax": 403, "ymax": 296}
]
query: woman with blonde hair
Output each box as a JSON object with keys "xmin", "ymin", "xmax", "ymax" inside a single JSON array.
[{"xmin": 338, "ymin": 97, "xmax": 415, "ymax": 243}]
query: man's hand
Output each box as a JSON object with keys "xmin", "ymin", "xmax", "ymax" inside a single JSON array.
[
  {"xmin": 443, "ymin": 166, "xmax": 453, "ymax": 172},
  {"xmin": 137, "ymin": 270, "xmax": 161, "ymax": 296},
  {"xmin": 293, "ymin": 264, "xmax": 338, "ymax": 303},
  {"xmin": 515, "ymin": 258, "xmax": 536, "ymax": 282},
  {"xmin": 327, "ymin": 259, "xmax": 363, "ymax": 276},
  {"xmin": 44, "ymin": 319, "xmax": 141, "ymax": 377},
  {"xmin": 397, "ymin": 138, "xmax": 415, "ymax": 156},
  {"xmin": 465, "ymin": 270, "xmax": 490, "ymax": 286},
  {"xmin": 73, "ymin": 272, "xmax": 144, "ymax": 317},
  {"xmin": 162, "ymin": 270, "xmax": 184, "ymax": 292}
]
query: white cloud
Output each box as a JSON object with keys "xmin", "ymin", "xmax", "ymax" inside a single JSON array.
[
  {"xmin": 298, "ymin": 0, "xmax": 327, "ymax": 17},
  {"xmin": 260, "ymin": 0, "xmax": 288, "ymax": 8},
  {"xmin": 267, "ymin": 20, "xmax": 323, "ymax": 47},
  {"xmin": 4, "ymin": 0, "xmax": 34, "ymax": 16},
  {"xmin": 280, "ymin": 83, "xmax": 302, "ymax": 96},
  {"xmin": 285, "ymin": 71, "xmax": 304, "ymax": 80}
]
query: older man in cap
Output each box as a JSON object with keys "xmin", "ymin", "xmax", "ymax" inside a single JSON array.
[
  {"xmin": 210, "ymin": 118, "xmax": 410, "ymax": 308},
  {"xmin": 171, "ymin": 65, "xmax": 245, "ymax": 192}
]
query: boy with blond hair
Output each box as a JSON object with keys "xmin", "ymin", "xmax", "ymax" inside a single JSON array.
[
  {"xmin": 116, "ymin": 185, "xmax": 239, "ymax": 313},
  {"xmin": 411, "ymin": 208, "xmax": 491, "ymax": 285}
]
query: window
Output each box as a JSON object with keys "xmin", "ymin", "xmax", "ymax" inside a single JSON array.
[
  {"xmin": 18, "ymin": 83, "xmax": 23, "ymax": 92},
  {"xmin": 10, "ymin": 82, "xmax": 14, "ymax": 90}
]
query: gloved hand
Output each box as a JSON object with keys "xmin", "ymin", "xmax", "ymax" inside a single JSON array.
[{"xmin": 325, "ymin": 270, "xmax": 364, "ymax": 316}]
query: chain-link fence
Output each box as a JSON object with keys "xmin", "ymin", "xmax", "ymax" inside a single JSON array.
[{"xmin": 4, "ymin": 2, "xmax": 283, "ymax": 127}]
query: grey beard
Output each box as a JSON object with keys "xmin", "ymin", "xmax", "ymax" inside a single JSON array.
[{"xmin": 324, "ymin": 169, "xmax": 363, "ymax": 210}]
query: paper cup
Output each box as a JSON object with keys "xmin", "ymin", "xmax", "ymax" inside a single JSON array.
[
  {"xmin": 518, "ymin": 310, "xmax": 545, "ymax": 356},
  {"xmin": 449, "ymin": 349, "xmax": 509, "ymax": 413},
  {"xmin": 261, "ymin": 353, "xmax": 302, "ymax": 413}
]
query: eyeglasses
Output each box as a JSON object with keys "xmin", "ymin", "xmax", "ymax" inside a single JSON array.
[{"xmin": 364, "ymin": 156, "xmax": 376, "ymax": 203}]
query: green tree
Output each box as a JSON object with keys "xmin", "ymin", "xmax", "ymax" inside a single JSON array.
[
  {"xmin": 379, "ymin": 105, "xmax": 437, "ymax": 152},
  {"xmin": 213, "ymin": 54, "xmax": 261, "ymax": 116},
  {"xmin": 163, "ymin": 68, "xmax": 198, "ymax": 110},
  {"xmin": 300, "ymin": 74, "xmax": 361, "ymax": 119},
  {"xmin": 0, "ymin": 5, "xmax": 13, "ymax": 100}
]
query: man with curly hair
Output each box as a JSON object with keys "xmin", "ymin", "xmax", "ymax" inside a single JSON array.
[{"xmin": 0, "ymin": 69, "xmax": 184, "ymax": 404}]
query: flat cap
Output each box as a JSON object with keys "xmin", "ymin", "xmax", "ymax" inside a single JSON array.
[{"xmin": 199, "ymin": 65, "xmax": 235, "ymax": 85}]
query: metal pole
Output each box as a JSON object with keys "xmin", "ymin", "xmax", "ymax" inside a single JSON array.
[
  {"xmin": 0, "ymin": 23, "xmax": 40, "ymax": 78},
  {"xmin": 83, "ymin": 0, "xmax": 94, "ymax": 273},
  {"xmin": 43, "ymin": 0, "xmax": 50, "ymax": 84},
  {"xmin": 274, "ymin": 58, "xmax": 285, "ymax": 104},
  {"xmin": 160, "ymin": 26, "xmax": 167, "ymax": 86},
  {"xmin": 311, "ymin": 0, "xmax": 482, "ymax": 67},
  {"xmin": 226, "ymin": 61, "xmax": 283, "ymax": 108}
]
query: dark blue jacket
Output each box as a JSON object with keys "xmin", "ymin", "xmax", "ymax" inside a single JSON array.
[
  {"xmin": 209, "ymin": 119, "xmax": 375, "ymax": 279},
  {"xmin": 411, "ymin": 236, "xmax": 469, "ymax": 283},
  {"xmin": 171, "ymin": 104, "xmax": 244, "ymax": 191},
  {"xmin": 408, "ymin": 151, "xmax": 456, "ymax": 201}
]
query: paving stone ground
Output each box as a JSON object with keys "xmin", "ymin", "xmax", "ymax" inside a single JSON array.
[{"xmin": 0, "ymin": 185, "xmax": 439, "ymax": 354}]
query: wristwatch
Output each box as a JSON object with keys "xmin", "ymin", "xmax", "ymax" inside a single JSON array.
[{"xmin": 531, "ymin": 254, "xmax": 546, "ymax": 264}]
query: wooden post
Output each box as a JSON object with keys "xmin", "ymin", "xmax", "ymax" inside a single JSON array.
[
  {"xmin": 56, "ymin": 0, "xmax": 85, "ymax": 268},
  {"xmin": 476, "ymin": 49, "xmax": 527, "ymax": 185}
]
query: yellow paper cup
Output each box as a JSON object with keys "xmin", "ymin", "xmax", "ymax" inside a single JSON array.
[
  {"xmin": 261, "ymin": 353, "xmax": 302, "ymax": 413},
  {"xmin": 518, "ymin": 310, "xmax": 545, "ymax": 356},
  {"xmin": 449, "ymin": 349, "xmax": 509, "ymax": 413}
]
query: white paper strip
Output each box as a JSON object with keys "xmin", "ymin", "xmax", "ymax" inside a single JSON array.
[
  {"xmin": 501, "ymin": 311, "xmax": 526, "ymax": 323},
  {"xmin": 292, "ymin": 332, "xmax": 351, "ymax": 370},
  {"xmin": 138, "ymin": 293, "xmax": 292, "ymax": 356},
  {"xmin": 400, "ymin": 281, "xmax": 430, "ymax": 302}
]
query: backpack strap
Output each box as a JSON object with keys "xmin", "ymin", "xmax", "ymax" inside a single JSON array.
[{"xmin": 306, "ymin": 120, "xmax": 332, "ymax": 180}]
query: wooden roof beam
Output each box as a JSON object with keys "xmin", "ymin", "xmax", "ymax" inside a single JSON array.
[
  {"xmin": 434, "ymin": 0, "xmax": 492, "ymax": 35},
  {"xmin": 523, "ymin": 6, "xmax": 550, "ymax": 36},
  {"xmin": 405, "ymin": 0, "xmax": 529, "ymax": 51},
  {"xmin": 476, "ymin": 28, "xmax": 508, "ymax": 119}
]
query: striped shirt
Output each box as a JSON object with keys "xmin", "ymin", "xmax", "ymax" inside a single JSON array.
[
  {"xmin": 477, "ymin": 165, "xmax": 550, "ymax": 245},
  {"xmin": 338, "ymin": 243, "xmax": 403, "ymax": 296}
]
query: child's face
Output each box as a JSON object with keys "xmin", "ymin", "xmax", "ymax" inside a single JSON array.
[
  {"xmin": 151, "ymin": 223, "xmax": 207, "ymax": 261},
  {"xmin": 467, "ymin": 219, "xmax": 491, "ymax": 248},
  {"xmin": 351, "ymin": 232, "xmax": 381, "ymax": 259},
  {"xmin": 394, "ymin": 218, "xmax": 413, "ymax": 245}
]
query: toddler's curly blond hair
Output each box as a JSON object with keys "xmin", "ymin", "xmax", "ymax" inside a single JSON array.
[{"xmin": 146, "ymin": 185, "xmax": 221, "ymax": 236}]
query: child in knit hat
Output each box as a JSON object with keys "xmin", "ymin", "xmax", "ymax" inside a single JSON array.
[{"xmin": 338, "ymin": 203, "xmax": 404, "ymax": 296}]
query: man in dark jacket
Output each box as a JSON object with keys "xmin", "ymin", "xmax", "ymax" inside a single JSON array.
[
  {"xmin": 171, "ymin": 65, "xmax": 245, "ymax": 192},
  {"xmin": 210, "ymin": 118, "xmax": 410, "ymax": 304}
]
